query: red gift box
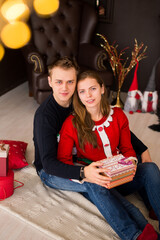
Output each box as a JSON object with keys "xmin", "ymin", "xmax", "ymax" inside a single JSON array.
[
  {"xmin": 0, "ymin": 143, "xmax": 9, "ymax": 176},
  {"xmin": 0, "ymin": 170, "xmax": 14, "ymax": 200}
]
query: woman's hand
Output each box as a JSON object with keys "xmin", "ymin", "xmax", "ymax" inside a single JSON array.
[{"xmin": 83, "ymin": 161, "xmax": 111, "ymax": 188}]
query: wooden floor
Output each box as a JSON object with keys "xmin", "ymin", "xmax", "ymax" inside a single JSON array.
[{"xmin": 0, "ymin": 82, "xmax": 159, "ymax": 240}]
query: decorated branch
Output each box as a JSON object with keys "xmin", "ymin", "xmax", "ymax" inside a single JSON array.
[{"xmin": 97, "ymin": 33, "xmax": 147, "ymax": 91}]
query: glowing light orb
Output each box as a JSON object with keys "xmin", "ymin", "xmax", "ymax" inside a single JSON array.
[
  {"xmin": 1, "ymin": 21, "xmax": 31, "ymax": 49},
  {"xmin": 0, "ymin": 44, "xmax": 5, "ymax": 61},
  {"xmin": 1, "ymin": 0, "xmax": 30, "ymax": 22},
  {"xmin": 33, "ymin": 0, "xmax": 59, "ymax": 17}
]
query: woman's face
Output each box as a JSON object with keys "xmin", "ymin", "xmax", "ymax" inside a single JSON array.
[{"xmin": 77, "ymin": 77, "xmax": 104, "ymax": 111}]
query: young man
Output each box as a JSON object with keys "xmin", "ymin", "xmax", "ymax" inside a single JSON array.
[
  {"xmin": 33, "ymin": 57, "xmax": 82, "ymax": 179},
  {"xmin": 33, "ymin": 56, "xmax": 151, "ymax": 182}
]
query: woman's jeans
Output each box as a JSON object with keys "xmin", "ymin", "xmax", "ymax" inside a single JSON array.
[{"xmin": 39, "ymin": 170, "xmax": 149, "ymax": 240}]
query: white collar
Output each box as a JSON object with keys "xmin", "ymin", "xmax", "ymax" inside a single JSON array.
[{"xmin": 93, "ymin": 107, "xmax": 114, "ymax": 131}]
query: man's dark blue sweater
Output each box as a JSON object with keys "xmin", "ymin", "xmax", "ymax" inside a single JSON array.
[{"xmin": 33, "ymin": 94, "xmax": 82, "ymax": 179}]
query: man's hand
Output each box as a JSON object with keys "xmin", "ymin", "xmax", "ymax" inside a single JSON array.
[
  {"xmin": 83, "ymin": 161, "xmax": 111, "ymax": 188},
  {"xmin": 141, "ymin": 149, "xmax": 152, "ymax": 163}
]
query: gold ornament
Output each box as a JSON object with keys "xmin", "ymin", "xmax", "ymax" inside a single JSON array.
[{"xmin": 97, "ymin": 34, "xmax": 147, "ymax": 108}]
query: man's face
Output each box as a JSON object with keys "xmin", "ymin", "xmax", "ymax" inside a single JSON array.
[{"xmin": 48, "ymin": 67, "xmax": 77, "ymax": 107}]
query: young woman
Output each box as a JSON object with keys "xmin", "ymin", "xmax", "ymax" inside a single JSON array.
[{"xmin": 57, "ymin": 70, "xmax": 160, "ymax": 240}]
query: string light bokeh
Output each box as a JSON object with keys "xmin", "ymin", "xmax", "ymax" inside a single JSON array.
[
  {"xmin": 1, "ymin": 0, "xmax": 30, "ymax": 21},
  {"xmin": 0, "ymin": 43, "xmax": 5, "ymax": 60},
  {"xmin": 33, "ymin": 0, "xmax": 59, "ymax": 17},
  {"xmin": 0, "ymin": 0, "xmax": 59, "ymax": 60}
]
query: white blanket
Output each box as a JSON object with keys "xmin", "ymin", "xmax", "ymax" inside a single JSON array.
[{"xmin": 0, "ymin": 165, "xmax": 159, "ymax": 240}]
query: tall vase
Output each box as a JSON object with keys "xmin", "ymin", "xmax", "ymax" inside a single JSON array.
[{"xmin": 111, "ymin": 88, "xmax": 124, "ymax": 109}]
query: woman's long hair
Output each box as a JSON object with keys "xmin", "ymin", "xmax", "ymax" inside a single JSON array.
[{"xmin": 73, "ymin": 70, "xmax": 110, "ymax": 150}]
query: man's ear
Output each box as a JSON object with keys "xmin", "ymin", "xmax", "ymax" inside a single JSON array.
[{"xmin": 48, "ymin": 76, "xmax": 52, "ymax": 88}]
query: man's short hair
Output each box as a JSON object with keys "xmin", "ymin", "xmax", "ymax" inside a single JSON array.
[{"xmin": 48, "ymin": 56, "xmax": 79, "ymax": 76}]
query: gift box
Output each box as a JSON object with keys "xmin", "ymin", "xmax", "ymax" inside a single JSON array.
[
  {"xmin": 0, "ymin": 143, "xmax": 9, "ymax": 176},
  {"xmin": 100, "ymin": 154, "xmax": 136, "ymax": 189},
  {"xmin": 0, "ymin": 169, "xmax": 14, "ymax": 200}
]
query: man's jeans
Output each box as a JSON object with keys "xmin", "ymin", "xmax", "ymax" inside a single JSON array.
[
  {"xmin": 116, "ymin": 162, "xmax": 160, "ymax": 228},
  {"xmin": 39, "ymin": 169, "xmax": 149, "ymax": 240}
]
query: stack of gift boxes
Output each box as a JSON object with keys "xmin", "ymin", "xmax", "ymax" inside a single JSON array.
[{"xmin": 100, "ymin": 154, "xmax": 136, "ymax": 189}]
